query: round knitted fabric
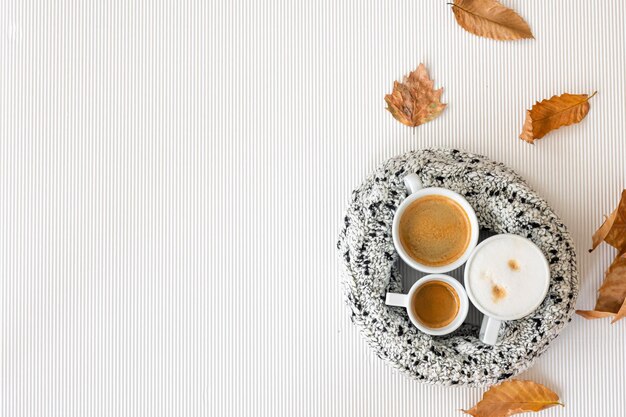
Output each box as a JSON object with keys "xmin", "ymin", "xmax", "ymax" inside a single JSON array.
[{"xmin": 337, "ymin": 148, "xmax": 578, "ymax": 387}]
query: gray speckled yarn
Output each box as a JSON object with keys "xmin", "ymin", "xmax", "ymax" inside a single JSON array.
[{"xmin": 337, "ymin": 148, "xmax": 578, "ymax": 387}]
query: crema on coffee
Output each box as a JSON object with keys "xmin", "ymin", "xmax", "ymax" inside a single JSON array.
[
  {"xmin": 398, "ymin": 195, "xmax": 471, "ymax": 267},
  {"xmin": 411, "ymin": 280, "xmax": 460, "ymax": 328}
]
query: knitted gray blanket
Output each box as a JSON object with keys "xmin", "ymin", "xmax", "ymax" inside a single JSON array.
[{"xmin": 337, "ymin": 148, "xmax": 578, "ymax": 386}]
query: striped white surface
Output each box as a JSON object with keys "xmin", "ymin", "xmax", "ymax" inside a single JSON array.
[{"xmin": 1, "ymin": 1, "xmax": 625, "ymax": 416}]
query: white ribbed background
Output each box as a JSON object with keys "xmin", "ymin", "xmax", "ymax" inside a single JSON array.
[{"xmin": 1, "ymin": 1, "xmax": 625, "ymax": 416}]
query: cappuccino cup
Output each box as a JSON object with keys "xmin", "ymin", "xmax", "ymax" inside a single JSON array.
[
  {"xmin": 392, "ymin": 173, "xmax": 479, "ymax": 273},
  {"xmin": 464, "ymin": 234, "xmax": 551, "ymax": 345}
]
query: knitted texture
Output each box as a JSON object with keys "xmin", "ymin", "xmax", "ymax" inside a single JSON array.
[{"xmin": 337, "ymin": 149, "xmax": 578, "ymax": 387}]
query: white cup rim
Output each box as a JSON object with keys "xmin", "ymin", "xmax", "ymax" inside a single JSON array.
[
  {"xmin": 392, "ymin": 187, "xmax": 480, "ymax": 274},
  {"xmin": 405, "ymin": 274, "xmax": 469, "ymax": 336},
  {"xmin": 463, "ymin": 234, "xmax": 551, "ymax": 321}
]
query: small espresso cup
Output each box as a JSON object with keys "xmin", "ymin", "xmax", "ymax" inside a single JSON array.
[
  {"xmin": 464, "ymin": 234, "xmax": 551, "ymax": 345},
  {"xmin": 386, "ymin": 274, "xmax": 469, "ymax": 336},
  {"xmin": 392, "ymin": 173, "xmax": 479, "ymax": 273}
]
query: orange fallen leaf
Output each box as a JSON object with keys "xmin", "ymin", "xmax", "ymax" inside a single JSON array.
[
  {"xmin": 590, "ymin": 190, "xmax": 626, "ymax": 252},
  {"xmin": 575, "ymin": 310, "xmax": 617, "ymax": 320},
  {"xmin": 520, "ymin": 92, "xmax": 596, "ymax": 144},
  {"xmin": 463, "ymin": 380, "xmax": 562, "ymax": 417},
  {"xmin": 384, "ymin": 64, "xmax": 446, "ymax": 128},
  {"xmin": 450, "ymin": 0, "xmax": 533, "ymax": 41},
  {"xmin": 613, "ymin": 294, "xmax": 626, "ymax": 323},
  {"xmin": 577, "ymin": 190, "xmax": 626, "ymax": 323},
  {"xmin": 576, "ymin": 252, "xmax": 626, "ymax": 323}
]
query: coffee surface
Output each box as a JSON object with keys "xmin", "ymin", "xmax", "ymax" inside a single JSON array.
[
  {"xmin": 399, "ymin": 195, "xmax": 471, "ymax": 266},
  {"xmin": 411, "ymin": 281, "xmax": 460, "ymax": 328}
]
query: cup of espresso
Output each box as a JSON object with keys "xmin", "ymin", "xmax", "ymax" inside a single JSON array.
[
  {"xmin": 392, "ymin": 173, "xmax": 479, "ymax": 273},
  {"xmin": 386, "ymin": 274, "xmax": 469, "ymax": 336},
  {"xmin": 464, "ymin": 234, "xmax": 551, "ymax": 345}
]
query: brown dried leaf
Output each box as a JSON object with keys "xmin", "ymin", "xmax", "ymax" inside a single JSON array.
[
  {"xmin": 575, "ymin": 310, "xmax": 617, "ymax": 320},
  {"xmin": 520, "ymin": 92, "xmax": 596, "ymax": 144},
  {"xmin": 463, "ymin": 380, "xmax": 562, "ymax": 417},
  {"xmin": 590, "ymin": 190, "xmax": 626, "ymax": 252},
  {"xmin": 450, "ymin": 0, "xmax": 533, "ymax": 41},
  {"xmin": 612, "ymin": 296, "xmax": 626, "ymax": 323},
  {"xmin": 384, "ymin": 64, "xmax": 446, "ymax": 127},
  {"xmin": 576, "ymin": 252, "xmax": 626, "ymax": 323}
]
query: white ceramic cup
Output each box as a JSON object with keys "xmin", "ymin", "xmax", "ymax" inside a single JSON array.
[
  {"xmin": 392, "ymin": 173, "xmax": 480, "ymax": 274},
  {"xmin": 386, "ymin": 274, "xmax": 469, "ymax": 336},
  {"xmin": 464, "ymin": 234, "xmax": 551, "ymax": 345}
]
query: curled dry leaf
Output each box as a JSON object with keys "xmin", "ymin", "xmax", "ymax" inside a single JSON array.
[
  {"xmin": 450, "ymin": 0, "xmax": 533, "ymax": 41},
  {"xmin": 384, "ymin": 64, "xmax": 446, "ymax": 128},
  {"xmin": 577, "ymin": 190, "xmax": 626, "ymax": 323},
  {"xmin": 520, "ymin": 92, "xmax": 596, "ymax": 144},
  {"xmin": 614, "ymin": 291, "xmax": 626, "ymax": 323},
  {"xmin": 463, "ymin": 380, "xmax": 562, "ymax": 417},
  {"xmin": 576, "ymin": 252, "xmax": 626, "ymax": 323},
  {"xmin": 591, "ymin": 190, "xmax": 626, "ymax": 252}
]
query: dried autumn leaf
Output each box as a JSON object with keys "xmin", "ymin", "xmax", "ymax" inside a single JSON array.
[
  {"xmin": 384, "ymin": 64, "xmax": 446, "ymax": 127},
  {"xmin": 578, "ymin": 190, "xmax": 626, "ymax": 324},
  {"xmin": 520, "ymin": 92, "xmax": 596, "ymax": 144},
  {"xmin": 463, "ymin": 380, "xmax": 563, "ymax": 417},
  {"xmin": 590, "ymin": 190, "xmax": 626, "ymax": 252},
  {"xmin": 576, "ymin": 252, "xmax": 626, "ymax": 323},
  {"xmin": 450, "ymin": 0, "xmax": 533, "ymax": 41},
  {"xmin": 613, "ymin": 293, "xmax": 626, "ymax": 323},
  {"xmin": 575, "ymin": 310, "xmax": 616, "ymax": 320}
]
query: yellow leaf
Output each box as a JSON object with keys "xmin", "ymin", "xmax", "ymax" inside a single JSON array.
[
  {"xmin": 463, "ymin": 380, "xmax": 563, "ymax": 417},
  {"xmin": 576, "ymin": 252, "xmax": 626, "ymax": 323},
  {"xmin": 590, "ymin": 190, "xmax": 626, "ymax": 252},
  {"xmin": 520, "ymin": 92, "xmax": 596, "ymax": 144},
  {"xmin": 384, "ymin": 64, "xmax": 446, "ymax": 128},
  {"xmin": 450, "ymin": 0, "xmax": 533, "ymax": 41}
]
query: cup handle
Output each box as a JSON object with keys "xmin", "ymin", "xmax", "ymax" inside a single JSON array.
[
  {"xmin": 385, "ymin": 292, "xmax": 408, "ymax": 308},
  {"xmin": 404, "ymin": 173, "xmax": 423, "ymax": 194},
  {"xmin": 479, "ymin": 316, "xmax": 502, "ymax": 345}
]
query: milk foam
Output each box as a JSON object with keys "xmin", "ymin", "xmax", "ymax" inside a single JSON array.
[{"xmin": 466, "ymin": 236, "xmax": 549, "ymax": 318}]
